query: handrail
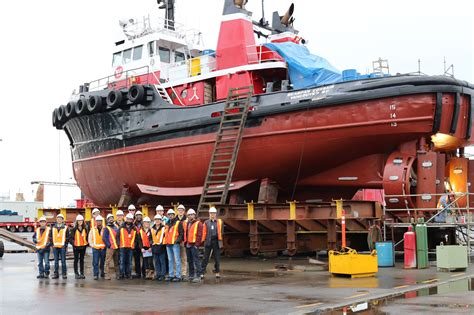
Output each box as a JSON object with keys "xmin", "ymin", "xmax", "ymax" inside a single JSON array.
[{"xmin": 88, "ymin": 65, "xmax": 151, "ymax": 92}]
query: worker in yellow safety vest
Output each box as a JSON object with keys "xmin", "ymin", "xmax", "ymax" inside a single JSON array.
[
  {"xmin": 69, "ymin": 214, "xmax": 88, "ymax": 279},
  {"xmin": 88, "ymin": 215, "xmax": 106, "ymax": 280},
  {"xmin": 103, "ymin": 213, "xmax": 119, "ymax": 280},
  {"xmin": 201, "ymin": 206, "xmax": 224, "ymax": 279},
  {"xmin": 50, "ymin": 213, "xmax": 70, "ymax": 279},
  {"xmin": 116, "ymin": 213, "xmax": 137, "ymax": 279},
  {"xmin": 33, "ymin": 216, "xmax": 51, "ymax": 279}
]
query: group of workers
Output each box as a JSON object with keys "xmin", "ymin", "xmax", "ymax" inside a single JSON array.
[{"xmin": 33, "ymin": 204, "xmax": 223, "ymax": 283}]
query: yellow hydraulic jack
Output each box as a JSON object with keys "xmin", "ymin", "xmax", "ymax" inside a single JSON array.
[{"xmin": 328, "ymin": 200, "xmax": 378, "ymax": 278}]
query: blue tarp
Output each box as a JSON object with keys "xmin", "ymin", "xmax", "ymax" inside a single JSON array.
[{"xmin": 264, "ymin": 42, "xmax": 342, "ymax": 89}]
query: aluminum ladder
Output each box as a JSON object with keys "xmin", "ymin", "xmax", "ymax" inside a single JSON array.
[{"xmin": 197, "ymin": 86, "xmax": 253, "ymax": 216}]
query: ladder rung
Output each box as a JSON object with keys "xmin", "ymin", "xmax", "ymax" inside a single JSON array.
[
  {"xmin": 209, "ymin": 166, "xmax": 231, "ymax": 170},
  {"xmin": 226, "ymin": 105, "xmax": 248, "ymax": 110},
  {"xmin": 214, "ymin": 152, "xmax": 233, "ymax": 157},
  {"xmin": 215, "ymin": 145, "xmax": 236, "ymax": 150},
  {"xmin": 208, "ymin": 173, "xmax": 227, "ymax": 177},
  {"xmin": 221, "ymin": 119, "xmax": 243, "ymax": 123},
  {"xmin": 216, "ymin": 138, "xmax": 238, "ymax": 143},
  {"xmin": 221, "ymin": 126, "xmax": 240, "ymax": 130},
  {"xmin": 206, "ymin": 180, "xmax": 227, "ymax": 184}
]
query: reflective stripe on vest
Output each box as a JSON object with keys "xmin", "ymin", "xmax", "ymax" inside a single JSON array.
[
  {"xmin": 202, "ymin": 219, "xmax": 223, "ymax": 243},
  {"xmin": 35, "ymin": 227, "xmax": 50, "ymax": 250},
  {"xmin": 165, "ymin": 221, "xmax": 180, "ymax": 245},
  {"xmin": 140, "ymin": 229, "xmax": 151, "ymax": 248},
  {"xmin": 90, "ymin": 228, "xmax": 106, "ymax": 249},
  {"xmin": 151, "ymin": 227, "xmax": 165, "ymax": 245},
  {"xmin": 187, "ymin": 221, "xmax": 200, "ymax": 243},
  {"xmin": 119, "ymin": 228, "xmax": 136, "ymax": 248},
  {"xmin": 53, "ymin": 227, "xmax": 66, "ymax": 248},
  {"xmin": 106, "ymin": 226, "xmax": 118, "ymax": 249},
  {"xmin": 74, "ymin": 229, "xmax": 88, "ymax": 247}
]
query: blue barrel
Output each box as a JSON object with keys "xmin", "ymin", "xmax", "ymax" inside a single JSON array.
[
  {"xmin": 375, "ymin": 241, "xmax": 394, "ymax": 267},
  {"xmin": 202, "ymin": 49, "xmax": 216, "ymax": 56},
  {"xmin": 342, "ymin": 69, "xmax": 357, "ymax": 81}
]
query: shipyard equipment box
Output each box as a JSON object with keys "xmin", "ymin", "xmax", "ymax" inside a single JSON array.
[{"xmin": 436, "ymin": 245, "xmax": 468, "ymax": 270}]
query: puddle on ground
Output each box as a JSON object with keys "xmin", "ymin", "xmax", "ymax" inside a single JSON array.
[{"xmin": 317, "ymin": 278, "xmax": 473, "ymax": 315}]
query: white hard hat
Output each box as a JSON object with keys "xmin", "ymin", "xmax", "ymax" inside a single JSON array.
[
  {"xmin": 96, "ymin": 215, "xmax": 104, "ymax": 221},
  {"xmin": 167, "ymin": 209, "xmax": 175, "ymax": 215},
  {"xmin": 116, "ymin": 210, "xmax": 124, "ymax": 216},
  {"xmin": 92, "ymin": 208, "xmax": 100, "ymax": 214},
  {"xmin": 154, "ymin": 214, "xmax": 162, "ymax": 220},
  {"xmin": 156, "ymin": 205, "xmax": 164, "ymax": 211},
  {"xmin": 39, "ymin": 216, "xmax": 46, "ymax": 222},
  {"xmin": 57, "ymin": 214, "xmax": 65, "ymax": 219},
  {"xmin": 106, "ymin": 214, "xmax": 114, "ymax": 220},
  {"xmin": 135, "ymin": 210, "xmax": 143, "ymax": 216},
  {"xmin": 126, "ymin": 213, "xmax": 134, "ymax": 220},
  {"xmin": 177, "ymin": 204, "xmax": 185, "ymax": 210},
  {"xmin": 187, "ymin": 209, "xmax": 196, "ymax": 215},
  {"xmin": 76, "ymin": 214, "xmax": 84, "ymax": 221},
  {"xmin": 209, "ymin": 207, "xmax": 217, "ymax": 213},
  {"xmin": 128, "ymin": 204, "xmax": 136, "ymax": 210},
  {"xmin": 143, "ymin": 216, "xmax": 151, "ymax": 222}
]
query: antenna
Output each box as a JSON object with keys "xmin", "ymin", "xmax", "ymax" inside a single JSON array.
[
  {"xmin": 418, "ymin": 58, "xmax": 421, "ymax": 75},
  {"xmin": 443, "ymin": 56, "xmax": 455, "ymax": 77},
  {"xmin": 259, "ymin": 0, "xmax": 268, "ymax": 26}
]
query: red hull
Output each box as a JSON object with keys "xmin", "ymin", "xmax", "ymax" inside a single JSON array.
[{"xmin": 72, "ymin": 93, "xmax": 472, "ymax": 206}]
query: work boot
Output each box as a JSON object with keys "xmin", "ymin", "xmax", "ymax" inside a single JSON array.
[
  {"xmin": 51, "ymin": 273, "xmax": 59, "ymax": 279},
  {"xmin": 45, "ymin": 271, "xmax": 50, "ymax": 277},
  {"xmin": 104, "ymin": 274, "xmax": 111, "ymax": 280},
  {"xmin": 171, "ymin": 277, "xmax": 181, "ymax": 282},
  {"xmin": 94, "ymin": 275, "xmax": 99, "ymax": 280},
  {"xmin": 75, "ymin": 274, "xmax": 81, "ymax": 280},
  {"xmin": 62, "ymin": 274, "xmax": 67, "ymax": 279},
  {"xmin": 100, "ymin": 273, "xmax": 105, "ymax": 278},
  {"xmin": 215, "ymin": 272, "xmax": 221, "ymax": 279},
  {"xmin": 36, "ymin": 274, "xmax": 44, "ymax": 279},
  {"xmin": 80, "ymin": 274, "xmax": 86, "ymax": 279},
  {"xmin": 192, "ymin": 277, "xmax": 201, "ymax": 283},
  {"xmin": 165, "ymin": 276, "xmax": 171, "ymax": 282}
]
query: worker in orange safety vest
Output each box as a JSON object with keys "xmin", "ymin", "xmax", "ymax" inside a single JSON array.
[
  {"xmin": 88, "ymin": 215, "xmax": 106, "ymax": 280},
  {"xmin": 50, "ymin": 213, "xmax": 70, "ymax": 279},
  {"xmin": 200, "ymin": 206, "xmax": 224, "ymax": 279},
  {"xmin": 116, "ymin": 213, "xmax": 136, "ymax": 279},
  {"xmin": 103, "ymin": 213, "xmax": 119, "ymax": 280},
  {"xmin": 185, "ymin": 209, "xmax": 203, "ymax": 283},
  {"xmin": 69, "ymin": 214, "xmax": 88, "ymax": 279},
  {"xmin": 33, "ymin": 216, "xmax": 51, "ymax": 279}
]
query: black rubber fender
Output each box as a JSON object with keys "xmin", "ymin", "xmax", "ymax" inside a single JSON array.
[
  {"xmin": 52, "ymin": 108, "xmax": 58, "ymax": 127},
  {"xmin": 74, "ymin": 98, "xmax": 89, "ymax": 116},
  {"xmin": 128, "ymin": 84, "xmax": 146, "ymax": 104},
  {"xmin": 106, "ymin": 90, "xmax": 124, "ymax": 109},
  {"xmin": 0, "ymin": 240, "xmax": 4, "ymax": 258},
  {"xmin": 87, "ymin": 95, "xmax": 104, "ymax": 113},
  {"xmin": 65, "ymin": 101, "xmax": 77, "ymax": 119},
  {"xmin": 56, "ymin": 105, "xmax": 67, "ymax": 123}
]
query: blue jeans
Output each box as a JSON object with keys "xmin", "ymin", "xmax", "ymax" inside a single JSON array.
[
  {"xmin": 166, "ymin": 244, "xmax": 181, "ymax": 278},
  {"xmin": 92, "ymin": 248, "xmax": 106, "ymax": 277},
  {"xmin": 37, "ymin": 248, "xmax": 50, "ymax": 275},
  {"xmin": 153, "ymin": 250, "xmax": 166, "ymax": 278},
  {"xmin": 119, "ymin": 248, "xmax": 133, "ymax": 277},
  {"xmin": 53, "ymin": 247, "xmax": 67, "ymax": 275}
]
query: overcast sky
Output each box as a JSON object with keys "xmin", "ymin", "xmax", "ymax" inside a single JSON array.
[{"xmin": 0, "ymin": 0, "xmax": 472, "ymax": 206}]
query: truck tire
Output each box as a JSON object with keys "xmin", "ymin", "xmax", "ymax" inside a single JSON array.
[
  {"xmin": 18, "ymin": 226, "xmax": 25, "ymax": 233},
  {"xmin": 0, "ymin": 240, "xmax": 4, "ymax": 258},
  {"xmin": 26, "ymin": 226, "xmax": 34, "ymax": 233}
]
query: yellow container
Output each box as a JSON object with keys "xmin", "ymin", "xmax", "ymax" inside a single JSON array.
[
  {"xmin": 190, "ymin": 57, "xmax": 201, "ymax": 76},
  {"xmin": 329, "ymin": 248, "xmax": 378, "ymax": 278}
]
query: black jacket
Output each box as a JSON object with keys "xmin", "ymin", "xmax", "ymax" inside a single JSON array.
[{"xmin": 68, "ymin": 225, "xmax": 88, "ymax": 247}]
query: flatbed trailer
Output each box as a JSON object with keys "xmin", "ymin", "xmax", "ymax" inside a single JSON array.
[{"xmin": 0, "ymin": 221, "xmax": 37, "ymax": 233}]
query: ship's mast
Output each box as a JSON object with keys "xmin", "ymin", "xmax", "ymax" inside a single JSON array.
[{"xmin": 157, "ymin": 0, "xmax": 175, "ymax": 30}]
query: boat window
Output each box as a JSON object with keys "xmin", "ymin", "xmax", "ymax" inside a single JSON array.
[
  {"xmin": 123, "ymin": 48, "xmax": 132, "ymax": 64},
  {"xmin": 133, "ymin": 45, "xmax": 143, "ymax": 61},
  {"xmin": 175, "ymin": 51, "xmax": 185, "ymax": 62},
  {"xmin": 147, "ymin": 41, "xmax": 155, "ymax": 57},
  {"xmin": 159, "ymin": 47, "xmax": 170, "ymax": 63},
  {"xmin": 112, "ymin": 52, "xmax": 122, "ymax": 66}
]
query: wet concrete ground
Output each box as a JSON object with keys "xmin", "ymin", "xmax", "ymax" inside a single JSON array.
[{"xmin": 0, "ymin": 252, "xmax": 473, "ymax": 314}]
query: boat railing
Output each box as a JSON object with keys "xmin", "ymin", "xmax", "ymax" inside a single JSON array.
[
  {"xmin": 383, "ymin": 191, "xmax": 473, "ymax": 222},
  {"xmin": 88, "ymin": 66, "xmax": 152, "ymax": 91},
  {"xmin": 245, "ymin": 44, "xmax": 286, "ymax": 64}
]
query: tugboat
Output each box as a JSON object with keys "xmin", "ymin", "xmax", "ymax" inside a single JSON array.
[{"xmin": 53, "ymin": 0, "xmax": 474, "ymax": 218}]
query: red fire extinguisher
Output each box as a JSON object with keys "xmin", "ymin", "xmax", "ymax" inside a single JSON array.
[{"xmin": 404, "ymin": 225, "xmax": 417, "ymax": 269}]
